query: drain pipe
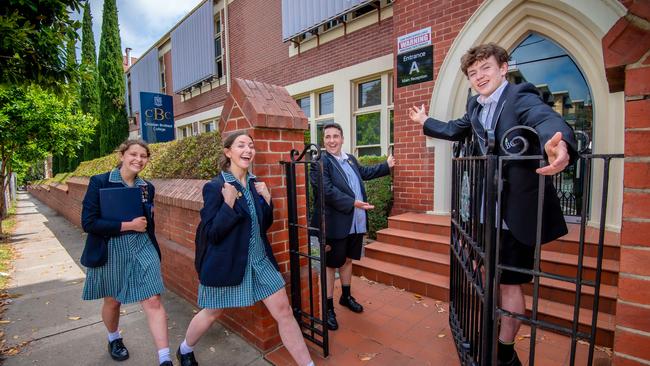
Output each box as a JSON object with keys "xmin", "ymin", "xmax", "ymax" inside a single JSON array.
[{"xmin": 224, "ymin": 0, "xmax": 231, "ymax": 92}]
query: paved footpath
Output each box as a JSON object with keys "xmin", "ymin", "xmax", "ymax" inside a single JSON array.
[{"xmin": 1, "ymin": 192, "xmax": 270, "ymax": 366}]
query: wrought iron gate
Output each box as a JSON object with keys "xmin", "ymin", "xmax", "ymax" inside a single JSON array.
[
  {"xmin": 281, "ymin": 144, "xmax": 329, "ymax": 357},
  {"xmin": 448, "ymin": 127, "xmax": 623, "ymax": 366}
]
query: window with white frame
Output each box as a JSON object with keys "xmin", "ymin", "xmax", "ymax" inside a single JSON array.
[
  {"xmin": 296, "ymin": 96, "xmax": 311, "ymax": 143},
  {"xmin": 316, "ymin": 90, "xmax": 334, "ymax": 146},
  {"xmin": 353, "ymin": 73, "xmax": 393, "ymax": 156},
  {"xmin": 202, "ymin": 120, "xmax": 215, "ymax": 133},
  {"xmin": 295, "ymin": 89, "xmax": 335, "ymax": 148},
  {"xmin": 354, "ymin": 78, "xmax": 382, "ymax": 156},
  {"xmin": 177, "ymin": 125, "xmax": 192, "ymax": 139}
]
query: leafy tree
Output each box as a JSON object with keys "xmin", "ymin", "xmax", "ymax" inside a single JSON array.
[
  {"xmin": 98, "ymin": 0, "xmax": 128, "ymax": 155},
  {"xmin": 0, "ymin": 0, "xmax": 82, "ymax": 88},
  {"xmin": 0, "ymin": 84, "xmax": 96, "ymax": 233},
  {"xmin": 80, "ymin": 1, "xmax": 101, "ymax": 160},
  {"xmin": 65, "ymin": 34, "xmax": 83, "ymax": 171}
]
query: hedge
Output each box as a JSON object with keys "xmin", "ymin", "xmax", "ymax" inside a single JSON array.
[
  {"xmin": 37, "ymin": 133, "xmax": 394, "ymax": 238},
  {"xmin": 65, "ymin": 131, "xmax": 222, "ymax": 180}
]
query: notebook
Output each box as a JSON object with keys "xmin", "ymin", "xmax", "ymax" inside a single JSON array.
[{"xmin": 99, "ymin": 187, "xmax": 144, "ymax": 221}]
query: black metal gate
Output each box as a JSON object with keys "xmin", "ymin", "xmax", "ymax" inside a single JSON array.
[
  {"xmin": 281, "ymin": 144, "xmax": 329, "ymax": 357},
  {"xmin": 448, "ymin": 127, "xmax": 623, "ymax": 366}
]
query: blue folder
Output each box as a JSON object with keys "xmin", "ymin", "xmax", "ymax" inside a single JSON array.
[{"xmin": 99, "ymin": 187, "xmax": 144, "ymax": 221}]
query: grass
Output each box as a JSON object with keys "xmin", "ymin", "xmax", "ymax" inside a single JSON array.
[{"xmin": 0, "ymin": 203, "xmax": 17, "ymax": 290}]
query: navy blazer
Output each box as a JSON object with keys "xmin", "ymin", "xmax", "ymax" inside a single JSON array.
[
  {"xmin": 423, "ymin": 82, "xmax": 578, "ymax": 246},
  {"xmin": 194, "ymin": 173, "xmax": 279, "ymax": 287},
  {"xmin": 80, "ymin": 171, "xmax": 160, "ymax": 268},
  {"xmin": 310, "ymin": 152, "xmax": 391, "ymax": 240}
]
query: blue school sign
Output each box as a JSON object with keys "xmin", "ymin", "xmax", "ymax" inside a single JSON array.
[{"xmin": 140, "ymin": 92, "xmax": 174, "ymax": 143}]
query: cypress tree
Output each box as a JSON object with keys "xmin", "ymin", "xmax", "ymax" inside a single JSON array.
[
  {"xmin": 80, "ymin": 1, "xmax": 101, "ymax": 160},
  {"xmin": 62, "ymin": 34, "xmax": 79, "ymax": 172},
  {"xmin": 97, "ymin": 0, "xmax": 128, "ymax": 155}
]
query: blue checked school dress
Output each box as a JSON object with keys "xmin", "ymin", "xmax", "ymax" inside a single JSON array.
[
  {"xmin": 82, "ymin": 169, "xmax": 165, "ymax": 304},
  {"xmin": 197, "ymin": 171, "xmax": 285, "ymax": 309}
]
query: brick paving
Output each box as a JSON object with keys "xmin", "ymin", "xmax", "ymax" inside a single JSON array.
[{"xmin": 265, "ymin": 275, "xmax": 613, "ymax": 366}]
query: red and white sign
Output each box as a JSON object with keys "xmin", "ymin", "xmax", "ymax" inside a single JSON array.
[{"xmin": 397, "ymin": 27, "xmax": 431, "ymax": 54}]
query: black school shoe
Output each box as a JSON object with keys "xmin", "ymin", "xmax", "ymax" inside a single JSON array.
[
  {"xmin": 108, "ymin": 338, "xmax": 129, "ymax": 361},
  {"xmin": 160, "ymin": 362, "xmax": 173, "ymax": 366},
  {"xmin": 497, "ymin": 352, "xmax": 523, "ymax": 366},
  {"xmin": 339, "ymin": 295, "xmax": 364, "ymax": 313},
  {"xmin": 177, "ymin": 346, "xmax": 199, "ymax": 366},
  {"xmin": 326, "ymin": 308, "xmax": 339, "ymax": 331}
]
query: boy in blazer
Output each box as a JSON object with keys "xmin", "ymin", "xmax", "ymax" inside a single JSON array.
[
  {"xmin": 311, "ymin": 122, "xmax": 395, "ymax": 331},
  {"xmin": 408, "ymin": 43, "xmax": 577, "ymax": 366}
]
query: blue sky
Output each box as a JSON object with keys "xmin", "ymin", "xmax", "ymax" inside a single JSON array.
[{"xmin": 71, "ymin": 0, "xmax": 203, "ymax": 59}]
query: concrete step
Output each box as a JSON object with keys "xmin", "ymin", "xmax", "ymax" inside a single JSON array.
[
  {"xmin": 375, "ymin": 228, "xmax": 450, "ymax": 254},
  {"xmin": 364, "ymin": 241, "xmax": 449, "ymax": 276},
  {"xmin": 352, "ymin": 256, "xmax": 450, "ymax": 301}
]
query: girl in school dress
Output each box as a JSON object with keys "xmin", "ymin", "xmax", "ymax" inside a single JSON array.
[
  {"xmin": 80, "ymin": 139, "xmax": 173, "ymax": 365},
  {"xmin": 176, "ymin": 131, "xmax": 314, "ymax": 366}
]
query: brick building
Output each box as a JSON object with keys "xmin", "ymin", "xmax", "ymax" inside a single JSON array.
[{"xmin": 116, "ymin": 0, "xmax": 650, "ymax": 364}]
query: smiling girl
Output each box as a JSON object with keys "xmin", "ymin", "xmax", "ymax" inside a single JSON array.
[
  {"xmin": 80, "ymin": 139, "xmax": 172, "ymax": 365},
  {"xmin": 177, "ymin": 131, "xmax": 313, "ymax": 366}
]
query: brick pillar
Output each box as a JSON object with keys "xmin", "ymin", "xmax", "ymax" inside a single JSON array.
[
  {"xmin": 391, "ymin": 0, "xmax": 481, "ymax": 214},
  {"xmin": 217, "ymin": 78, "xmax": 309, "ymax": 351},
  {"xmin": 603, "ymin": 2, "xmax": 650, "ymax": 365}
]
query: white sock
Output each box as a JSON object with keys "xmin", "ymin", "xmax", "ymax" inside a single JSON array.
[
  {"xmin": 158, "ymin": 347, "xmax": 171, "ymax": 363},
  {"xmin": 306, "ymin": 361, "xmax": 315, "ymax": 366},
  {"xmin": 107, "ymin": 330, "xmax": 121, "ymax": 342},
  {"xmin": 180, "ymin": 339, "xmax": 193, "ymax": 355}
]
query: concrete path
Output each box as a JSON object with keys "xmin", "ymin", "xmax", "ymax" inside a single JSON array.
[{"xmin": 1, "ymin": 192, "xmax": 270, "ymax": 366}]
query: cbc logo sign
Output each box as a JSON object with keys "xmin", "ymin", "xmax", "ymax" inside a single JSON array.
[{"xmin": 144, "ymin": 108, "xmax": 172, "ymax": 121}]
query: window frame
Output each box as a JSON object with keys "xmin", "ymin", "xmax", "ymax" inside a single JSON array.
[{"xmin": 352, "ymin": 73, "xmax": 392, "ymax": 156}]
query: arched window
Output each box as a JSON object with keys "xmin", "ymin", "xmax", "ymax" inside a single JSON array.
[{"xmin": 509, "ymin": 33, "xmax": 593, "ymax": 220}]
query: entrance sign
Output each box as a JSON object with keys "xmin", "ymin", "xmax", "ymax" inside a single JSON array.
[
  {"xmin": 140, "ymin": 92, "xmax": 174, "ymax": 143},
  {"xmin": 396, "ymin": 27, "xmax": 433, "ymax": 88},
  {"xmin": 397, "ymin": 45, "xmax": 433, "ymax": 87}
]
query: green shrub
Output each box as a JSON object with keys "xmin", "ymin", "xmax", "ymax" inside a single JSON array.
[
  {"xmin": 358, "ymin": 155, "xmax": 393, "ymax": 239},
  {"xmin": 62, "ymin": 131, "xmax": 222, "ymax": 181}
]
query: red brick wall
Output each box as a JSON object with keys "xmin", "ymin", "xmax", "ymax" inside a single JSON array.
[
  {"xmin": 227, "ymin": 0, "xmax": 393, "ymax": 86},
  {"xmin": 603, "ymin": 1, "xmax": 650, "ymax": 365},
  {"xmin": 391, "ymin": 0, "xmax": 482, "ymax": 213}
]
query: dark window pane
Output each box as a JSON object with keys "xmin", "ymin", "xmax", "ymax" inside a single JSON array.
[
  {"xmin": 358, "ymin": 79, "xmax": 381, "ymax": 108},
  {"xmin": 296, "ymin": 97, "xmax": 311, "ymax": 118},
  {"xmin": 356, "ymin": 112, "xmax": 380, "ymax": 146},
  {"xmin": 319, "ymin": 91, "xmax": 333, "ymax": 115},
  {"xmin": 215, "ymin": 37, "xmax": 222, "ymax": 58}
]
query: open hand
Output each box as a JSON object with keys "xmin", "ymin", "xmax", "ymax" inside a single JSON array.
[
  {"xmin": 222, "ymin": 182, "xmax": 238, "ymax": 208},
  {"xmin": 536, "ymin": 132, "xmax": 570, "ymax": 175},
  {"xmin": 354, "ymin": 200, "xmax": 375, "ymax": 210},
  {"xmin": 408, "ymin": 104, "xmax": 428, "ymax": 126}
]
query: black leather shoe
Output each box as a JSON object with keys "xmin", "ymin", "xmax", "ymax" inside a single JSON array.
[
  {"xmin": 107, "ymin": 338, "xmax": 129, "ymax": 361},
  {"xmin": 497, "ymin": 352, "xmax": 522, "ymax": 366},
  {"xmin": 160, "ymin": 362, "xmax": 173, "ymax": 366},
  {"xmin": 326, "ymin": 308, "xmax": 339, "ymax": 331},
  {"xmin": 339, "ymin": 295, "xmax": 364, "ymax": 313},
  {"xmin": 177, "ymin": 347, "xmax": 199, "ymax": 366}
]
